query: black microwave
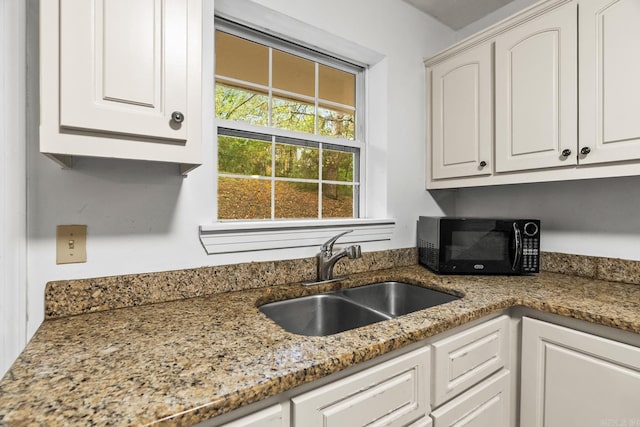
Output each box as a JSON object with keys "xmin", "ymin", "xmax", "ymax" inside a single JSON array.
[{"xmin": 418, "ymin": 217, "xmax": 540, "ymax": 275}]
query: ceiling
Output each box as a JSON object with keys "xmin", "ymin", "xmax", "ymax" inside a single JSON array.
[{"xmin": 403, "ymin": 0, "xmax": 516, "ymax": 30}]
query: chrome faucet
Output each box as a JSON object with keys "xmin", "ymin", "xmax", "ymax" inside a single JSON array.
[{"xmin": 316, "ymin": 230, "xmax": 362, "ymax": 282}]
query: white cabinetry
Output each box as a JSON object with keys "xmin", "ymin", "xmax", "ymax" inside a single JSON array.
[
  {"xmin": 292, "ymin": 348, "xmax": 429, "ymax": 427},
  {"xmin": 220, "ymin": 404, "xmax": 286, "ymax": 427},
  {"xmin": 40, "ymin": 0, "xmax": 202, "ymax": 174},
  {"xmin": 432, "ymin": 315, "xmax": 509, "ymax": 407},
  {"xmin": 520, "ymin": 317, "xmax": 640, "ymax": 427},
  {"xmin": 579, "ymin": 0, "xmax": 640, "ymax": 165},
  {"xmin": 430, "ymin": 43, "xmax": 492, "ymax": 179},
  {"xmin": 425, "ymin": 0, "xmax": 640, "ymax": 189},
  {"xmin": 431, "ymin": 370, "xmax": 511, "ymax": 427},
  {"xmin": 494, "ymin": 1, "xmax": 577, "ymax": 172}
]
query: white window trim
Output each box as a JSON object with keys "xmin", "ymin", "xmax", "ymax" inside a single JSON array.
[
  {"xmin": 200, "ymin": 0, "xmax": 393, "ymax": 255},
  {"xmin": 199, "ymin": 218, "xmax": 395, "ymax": 255}
]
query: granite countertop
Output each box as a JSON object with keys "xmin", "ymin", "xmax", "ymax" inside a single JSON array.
[{"xmin": 1, "ymin": 264, "xmax": 640, "ymax": 426}]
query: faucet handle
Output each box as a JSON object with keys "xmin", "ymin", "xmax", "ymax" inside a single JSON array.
[
  {"xmin": 345, "ymin": 245, "xmax": 361, "ymax": 259},
  {"xmin": 321, "ymin": 230, "xmax": 353, "ymax": 255}
]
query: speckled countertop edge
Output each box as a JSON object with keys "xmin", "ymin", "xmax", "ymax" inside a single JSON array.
[{"xmin": 1, "ymin": 263, "xmax": 640, "ymax": 426}]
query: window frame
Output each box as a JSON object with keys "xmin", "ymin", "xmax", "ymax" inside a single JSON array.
[
  {"xmin": 214, "ymin": 17, "xmax": 367, "ymax": 222},
  {"xmin": 200, "ymin": 3, "xmax": 395, "ymax": 257}
]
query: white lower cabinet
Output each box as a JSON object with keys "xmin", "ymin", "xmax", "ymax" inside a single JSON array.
[
  {"xmin": 214, "ymin": 318, "xmax": 509, "ymax": 427},
  {"xmin": 432, "ymin": 315, "xmax": 509, "ymax": 407},
  {"xmin": 215, "ymin": 313, "xmax": 640, "ymax": 427},
  {"xmin": 520, "ymin": 317, "xmax": 640, "ymax": 427},
  {"xmin": 292, "ymin": 348, "xmax": 430, "ymax": 427},
  {"xmin": 430, "ymin": 370, "xmax": 511, "ymax": 427},
  {"xmin": 220, "ymin": 404, "xmax": 286, "ymax": 427},
  {"xmin": 410, "ymin": 417, "xmax": 433, "ymax": 427}
]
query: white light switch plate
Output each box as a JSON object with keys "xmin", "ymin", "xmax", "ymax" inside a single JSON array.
[{"xmin": 56, "ymin": 225, "xmax": 87, "ymax": 264}]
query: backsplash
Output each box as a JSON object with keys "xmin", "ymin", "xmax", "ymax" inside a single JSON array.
[
  {"xmin": 44, "ymin": 247, "xmax": 418, "ymax": 319},
  {"xmin": 541, "ymin": 252, "xmax": 640, "ymax": 285},
  {"xmin": 44, "ymin": 249, "xmax": 640, "ymax": 320}
]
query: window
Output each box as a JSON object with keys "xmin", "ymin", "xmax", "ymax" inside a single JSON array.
[{"xmin": 215, "ymin": 19, "xmax": 364, "ymax": 221}]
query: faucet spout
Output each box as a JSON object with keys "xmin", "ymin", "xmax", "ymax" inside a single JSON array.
[{"xmin": 316, "ymin": 230, "xmax": 362, "ymax": 282}]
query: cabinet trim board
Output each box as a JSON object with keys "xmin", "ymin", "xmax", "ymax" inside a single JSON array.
[
  {"xmin": 425, "ymin": 155, "xmax": 640, "ymax": 189},
  {"xmin": 425, "ymin": 0, "xmax": 575, "ymax": 68}
]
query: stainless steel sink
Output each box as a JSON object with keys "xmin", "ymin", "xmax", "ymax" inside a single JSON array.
[
  {"xmin": 259, "ymin": 294, "xmax": 391, "ymax": 336},
  {"xmin": 260, "ymin": 282, "xmax": 460, "ymax": 336},
  {"xmin": 340, "ymin": 281, "xmax": 460, "ymax": 317}
]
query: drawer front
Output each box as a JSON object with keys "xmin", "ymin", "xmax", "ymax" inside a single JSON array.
[
  {"xmin": 292, "ymin": 347, "xmax": 430, "ymax": 427},
  {"xmin": 431, "ymin": 370, "xmax": 511, "ymax": 427},
  {"xmin": 218, "ymin": 404, "xmax": 285, "ymax": 427},
  {"xmin": 432, "ymin": 315, "xmax": 509, "ymax": 406}
]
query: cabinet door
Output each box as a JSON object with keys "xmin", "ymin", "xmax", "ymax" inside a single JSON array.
[
  {"xmin": 520, "ymin": 317, "xmax": 640, "ymax": 427},
  {"xmin": 495, "ymin": 1, "xmax": 577, "ymax": 172},
  {"xmin": 431, "ymin": 370, "xmax": 510, "ymax": 427},
  {"xmin": 579, "ymin": 0, "xmax": 640, "ymax": 165},
  {"xmin": 292, "ymin": 348, "xmax": 429, "ymax": 427},
  {"xmin": 60, "ymin": 0, "xmax": 188, "ymax": 141},
  {"xmin": 430, "ymin": 43, "xmax": 492, "ymax": 179}
]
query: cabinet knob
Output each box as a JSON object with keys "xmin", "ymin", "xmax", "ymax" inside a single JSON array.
[
  {"xmin": 171, "ymin": 111, "xmax": 185, "ymax": 124},
  {"xmin": 580, "ymin": 146, "xmax": 591, "ymax": 155},
  {"xmin": 479, "ymin": 161, "xmax": 487, "ymax": 167},
  {"xmin": 561, "ymin": 149, "xmax": 572, "ymax": 157}
]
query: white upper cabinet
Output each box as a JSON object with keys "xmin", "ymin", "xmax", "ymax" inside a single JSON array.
[
  {"xmin": 430, "ymin": 43, "xmax": 492, "ymax": 180},
  {"xmin": 579, "ymin": 0, "xmax": 640, "ymax": 165},
  {"xmin": 60, "ymin": 0, "xmax": 187, "ymax": 140},
  {"xmin": 40, "ymin": 0, "xmax": 203, "ymax": 174},
  {"xmin": 425, "ymin": 0, "xmax": 640, "ymax": 189},
  {"xmin": 494, "ymin": 1, "xmax": 577, "ymax": 173}
]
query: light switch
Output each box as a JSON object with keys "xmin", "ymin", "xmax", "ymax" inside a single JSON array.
[{"xmin": 56, "ymin": 225, "xmax": 87, "ymax": 264}]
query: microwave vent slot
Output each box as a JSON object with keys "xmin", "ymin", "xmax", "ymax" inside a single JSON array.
[{"xmin": 418, "ymin": 238, "xmax": 437, "ymax": 268}]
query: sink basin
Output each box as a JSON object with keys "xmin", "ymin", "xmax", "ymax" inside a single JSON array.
[
  {"xmin": 260, "ymin": 282, "xmax": 460, "ymax": 336},
  {"xmin": 259, "ymin": 294, "xmax": 391, "ymax": 336},
  {"xmin": 340, "ymin": 281, "xmax": 460, "ymax": 316}
]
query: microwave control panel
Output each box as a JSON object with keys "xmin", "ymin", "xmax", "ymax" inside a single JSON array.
[{"xmin": 522, "ymin": 221, "xmax": 540, "ymax": 273}]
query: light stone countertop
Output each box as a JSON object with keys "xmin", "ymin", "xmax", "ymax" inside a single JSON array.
[{"xmin": 1, "ymin": 263, "xmax": 639, "ymax": 426}]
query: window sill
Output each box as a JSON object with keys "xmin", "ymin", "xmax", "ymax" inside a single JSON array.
[{"xmin": 199, "ymin": 219, "xmax": 396, "ymax": 255}]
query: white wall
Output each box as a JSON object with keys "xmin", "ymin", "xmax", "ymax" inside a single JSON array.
[
  {"xmin": 455, "ymin": 0, "xmax": 540, "ymax": 41},
  {"xmin": 1, "ymin": 0, "xmax": 27, "ymax": 378},
  {"xmin": 449, "ymin": 0, "xmax": 640, "ymax": 261},
  {"xmin": 452, "ymin": 177, "xmax": 640, "ymax": 261},
  {"xmin": 25, "ymin": 0, "xmax": 456, "ymax": 338}
]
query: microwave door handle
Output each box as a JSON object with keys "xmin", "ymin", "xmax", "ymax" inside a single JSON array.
[{"xmin": 512, "ymin": 222, "xmax": 522, "ymax": 271}]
